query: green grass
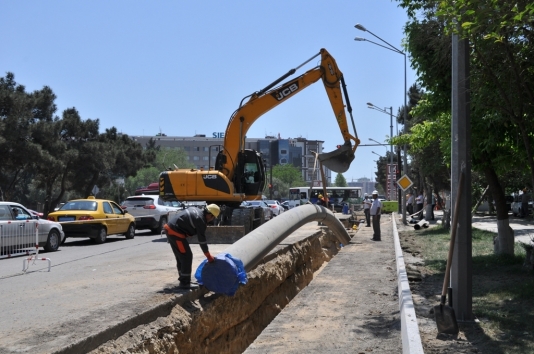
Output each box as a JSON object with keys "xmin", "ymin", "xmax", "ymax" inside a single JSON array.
[{"xmin": 402, "ymin": 226, "xmax": 534, "ymax": 354}]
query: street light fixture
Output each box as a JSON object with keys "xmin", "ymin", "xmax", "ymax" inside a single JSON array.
[{"xmin": 355, "ymin": 23, "xmax": 408, "ymax": 224}]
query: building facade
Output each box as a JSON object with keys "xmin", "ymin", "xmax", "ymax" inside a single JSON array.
[{"xmin": 131, "ymin": 134, "xmax": 331, "ymax": 185}]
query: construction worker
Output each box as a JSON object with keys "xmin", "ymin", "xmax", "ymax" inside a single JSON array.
[
  {"xmin": 362, "ymin": 193, "xmax": 372, "ymax": 227},
  {"xmin": 164, "ymin": 204, "xmax": 220, "ymax": 289},
  {"xmin": 370, "ymin": 190, "xmax": 382, "ymax": 241}
]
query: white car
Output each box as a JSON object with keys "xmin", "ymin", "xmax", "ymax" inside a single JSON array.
[
  {"xmin": 264, "ymin": 200, "xmax": 285, "ymax": 216},
  {"xmin": 121, "ymin": 195, "xmax": 183, "ymax": 234},
  {"xmin": 0, "ymin": 202, "xmax": 65, "ymax": 254}
]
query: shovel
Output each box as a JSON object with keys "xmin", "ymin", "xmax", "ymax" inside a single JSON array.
[
  {"xmin": 318, "ymin": 143, "xmax": 355, "ymax": 173},
  {"xmin": 434, "ymin": 169, "xmax": 464, "ymax": 335}
]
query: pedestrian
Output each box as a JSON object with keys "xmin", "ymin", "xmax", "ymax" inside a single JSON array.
[
  {"xmin": 370, "ymin": 190, "xmax": 382, "ymax": 241},
  {"xmin": 362, "ymin": 193, "xmax": 371, "ymax": 227},
  {"xmin": 521, "ymin": 188, "xmax": 530, "ymax": 218},
  {"xmin": 406, "ymin": 193, "xmax": 414, "ymax": 216},
  {"xmin": 415, "ymin": 191, "xmax": 424, "ymax": 220},
  {"xmin": 164, "ymin": 204, "xmax": 220, "ymax": 289}
]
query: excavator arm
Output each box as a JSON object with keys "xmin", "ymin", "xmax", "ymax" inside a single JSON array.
[{"xmin": 220, "ymin": 48, "xmax": 359, "ymax": 180}]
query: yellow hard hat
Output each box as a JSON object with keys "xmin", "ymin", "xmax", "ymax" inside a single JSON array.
[
  {"xmin": 318, "ymin": 194, "xmax": 323, "ymax": 198},
  {"xmin": 206, "ymin": 204, "xmax": 220, "ymax": 218}
]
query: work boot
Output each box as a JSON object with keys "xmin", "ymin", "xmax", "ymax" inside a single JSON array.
[{"xmin": 178, "ymin": 282, "xmax": 199, "ymax": 289}]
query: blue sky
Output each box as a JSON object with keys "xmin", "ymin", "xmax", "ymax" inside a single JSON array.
[{"xmin": 1, "ymin": 0, "xmax": 417, "ymax": 183}]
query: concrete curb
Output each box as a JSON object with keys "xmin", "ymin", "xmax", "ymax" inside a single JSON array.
[{"xmin": 392, "ymin": 213, "xmax": 425, "ymax": 354}]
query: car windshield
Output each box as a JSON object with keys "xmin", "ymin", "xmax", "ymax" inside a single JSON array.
[
  {"xmin": 265, "ymin": 200, "xmax": 276, "ymax": 204},
  {"xmin": 60, "ymin": 201, "xmax": 98, "ymax": 211},
  {"xmin": 249, "ymin": 201, "xmax": 264, "ymax": 207}
]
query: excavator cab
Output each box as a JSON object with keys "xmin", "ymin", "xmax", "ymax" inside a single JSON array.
[
  {"xmin": 233, "ymin": 149, "xmax": 266, "ymax": 197},
  {"xmin": 317, "ymin": 142, "xmax": 355, "ymax": 173}
]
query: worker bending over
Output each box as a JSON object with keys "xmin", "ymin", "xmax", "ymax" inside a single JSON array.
[{"xmin": 164, "ymin": 204, "xmax": 220, "ymax": 289}]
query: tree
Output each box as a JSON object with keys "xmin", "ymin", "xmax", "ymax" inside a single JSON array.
[
  {"xmin": 271, "ymin": 164, "xmax": 306, "ymax": 187},
  {"xmin": 395, "ymin": 0, "xmax": 534, "ymax": 254},
  {"xmin": 334, "ymin": 173, "xmax": 347, "ymax": 187}
]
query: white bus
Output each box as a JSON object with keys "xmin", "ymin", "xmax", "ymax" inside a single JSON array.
[{"xmin": 287, "ymin": 186, "xmax": 363, "ymax": 210}]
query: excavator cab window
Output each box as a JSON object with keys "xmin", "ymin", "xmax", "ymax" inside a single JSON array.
[
  {"xmin": 235, "ymin": 149, "xmax": 265, "ymax": 196},
  {"xmin": 215, "ymin": 151, "xmax": 227, "ymax": 172}
]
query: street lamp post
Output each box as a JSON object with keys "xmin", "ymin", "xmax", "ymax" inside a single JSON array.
[
  {"xmin": 368, "ymin": 104, "xmax": 394, "ymax": 202},
  {"xmin": 355, "ymin": 23, "xmax": 408, "ymax": 224}
]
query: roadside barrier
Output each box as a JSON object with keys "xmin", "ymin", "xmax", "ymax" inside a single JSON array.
[{"xmin": 0, "ymin": 220, "xmax": 52, "ymax": 272}]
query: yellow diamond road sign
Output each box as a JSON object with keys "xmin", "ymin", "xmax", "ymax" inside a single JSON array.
[{"xmin": 397, "ymin": 175, "xmax": 413, "ymax": 191}]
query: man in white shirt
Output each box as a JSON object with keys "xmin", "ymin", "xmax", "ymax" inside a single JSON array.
[
  {"xmin": 370, "ymin": 190, "xmax": 382, "ymax": 241},
  {"xmin": 362, "ymin": 193, "xmax": 372, "ymax": 227}
]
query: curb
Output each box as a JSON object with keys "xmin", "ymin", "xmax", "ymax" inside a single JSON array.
[{"xmin": 392, "ymin": 213, "xmax": 425, "ymax": 354}]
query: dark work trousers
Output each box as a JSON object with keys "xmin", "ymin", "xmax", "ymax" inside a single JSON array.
[
  {"xmin": 364, "ymin": 208, "xmax": 370, "ymax": 226},
  {"xmin": 167, "ymin": 234, "xmax": 193, "ymax": 283},
  {"xmin": 372, "ymin": 214, "xmax": 381, "ymax": 240},
  {"xmin": 417, "ymin": 203, "xmax": 424, "ymax": 220},
  {"xmin": 407, "ymin": 204, "xmax": 414, "ymax": 216},
  {"xmin": 522, "ymin": 202, "xmax": 529, "ymax": 217}
]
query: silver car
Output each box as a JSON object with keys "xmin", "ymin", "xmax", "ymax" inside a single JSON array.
[
  {"xmin": 121, "ymin": 195, "xmax": 183, "ymax": 234},
  {"xmin": 0, "ymin": 202, "xmax": 65, "ymax": 255},
  {"xmin": 246, "ymin": 200, "xmax": 273, "ymax": 221}
]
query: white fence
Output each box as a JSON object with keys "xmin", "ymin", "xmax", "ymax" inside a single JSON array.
[{"xmin": 0, "ymin": 220, "xmax": 51, "ymax": 271}]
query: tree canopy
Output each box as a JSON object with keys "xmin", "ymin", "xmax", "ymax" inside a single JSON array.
[{"xmin": 0, "ymin": 73, "xmax": 149, "ymax": 214}]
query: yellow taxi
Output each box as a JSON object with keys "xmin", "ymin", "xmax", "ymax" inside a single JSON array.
[{"xmin": 47, "ymin": 196, "xmax": 136, "ymax": 244}]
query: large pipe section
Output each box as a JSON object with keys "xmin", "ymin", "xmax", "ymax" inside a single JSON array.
[{"xmin": 230, "ymin": 204, "xmax": 350, "ymax": 271}]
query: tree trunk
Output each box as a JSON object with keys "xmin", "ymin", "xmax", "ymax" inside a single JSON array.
[
  {"xmin": 493, "ymin": 218, "xmax": 515, "ymax": 254},
  {"xmin": 483, "ymin": 163, "xmax": 514, "ymax": 255}
]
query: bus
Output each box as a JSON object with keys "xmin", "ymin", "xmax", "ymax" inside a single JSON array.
[{"xmin": 287, "ymin": 186, "xmax": 363, "ymax": 210}]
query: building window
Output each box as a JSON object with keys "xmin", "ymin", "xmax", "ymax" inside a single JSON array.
[
  {"xmin": 281, "ymin": 149, "xmax": 287, "ymax": 154},
  {"xmin": 194, "ymin": 147, "xmax": 200, "ymax": 151},
  {"xmin": 203, "ymin": 156, "xmax": 209, "ymax": 161},
  {"xmin": 193, "ymin": 156, "xmax": 199, "ymax": 161},
  {"xmin": 203, "ymin": 147, "xmax": 209, "ymax": 152}
]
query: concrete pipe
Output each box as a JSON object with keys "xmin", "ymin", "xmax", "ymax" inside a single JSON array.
[
  {"xmin": 414, "ymin": 219, "xmax": 429, "ymax": 230},
  {"xmin": 201, "ymin": 204, "xmax": 351, "ymax": 294},
  {"xmin": 226, "ymin": 203, "xmax": 351, "ymax": 271}
]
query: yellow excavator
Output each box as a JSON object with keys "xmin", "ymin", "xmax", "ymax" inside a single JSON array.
[{"xmin": 159, "ymin": 48, "xmax": 360, "ymax": 231}]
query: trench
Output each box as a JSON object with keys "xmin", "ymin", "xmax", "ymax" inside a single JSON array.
[{"xmin": 90, "ymin": 227, "xmax": 343, "ymax": 354}]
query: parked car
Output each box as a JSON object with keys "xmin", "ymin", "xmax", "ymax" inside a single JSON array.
[
  {"xmin": 121, "ymin": 195, "xmax": 182, "ymax": 234},
  {"xmin": 280, "ymin": 201, "xmax": 290, "ymax": 210},
  {"xmin": 0, "ymin": 202, "xmax": 65, "ymax": 253},
  {"xmin": 264, "ymin": 200, "xmax": 285, "ymax": 216},
  {"xmin": 246, "ymin": 200, "xmax": 273, "ymax": 221},
  {"xmin": 47, "ymin": 196, "xmax": 136, "ymax": 244}
]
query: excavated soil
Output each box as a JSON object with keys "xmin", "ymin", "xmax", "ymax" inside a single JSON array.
[{"xmin": 90, "ymin": 228, "xmax": 342, "ymax": 354}]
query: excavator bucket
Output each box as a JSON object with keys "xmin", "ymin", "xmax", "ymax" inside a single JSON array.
[{"xmin": 318, "ymin": 144, "xmax": 355, "ymax": 173}]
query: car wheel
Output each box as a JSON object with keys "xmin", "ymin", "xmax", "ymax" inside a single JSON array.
[
  {"xmin": 125, "ymin": 223, "xmax": 135, "ymax": 239},
  {"xmin": 44, "ymin": 229, "xmax": 60, "ymax": 252},
  {"xmin": 151, "ymin": 216, "xmax": 167, "ymax": 235},
  {"xmin": 93, "ymin": 227, "xmax": 107, "ymax": 244}
]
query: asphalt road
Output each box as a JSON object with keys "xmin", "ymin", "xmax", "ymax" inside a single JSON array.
[{"xmin": 0, "ymin": 231, "xmax": 229, "ymax": 354}]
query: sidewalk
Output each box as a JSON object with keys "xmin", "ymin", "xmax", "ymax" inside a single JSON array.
[{"xmin": 245, "ymin": 214, "xmax": 423, "ymax": 354}]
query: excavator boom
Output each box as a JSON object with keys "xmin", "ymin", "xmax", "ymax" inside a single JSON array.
[{"xmin": 221, "ymin": 48, "xmax": 359, "ymax": 179}]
